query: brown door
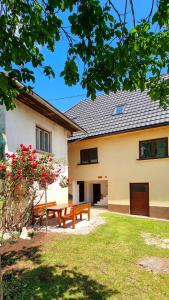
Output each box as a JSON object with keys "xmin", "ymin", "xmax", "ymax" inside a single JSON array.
[{"xmin": 130, "ymin": 183, "xmax": 149, "ymax": 216}]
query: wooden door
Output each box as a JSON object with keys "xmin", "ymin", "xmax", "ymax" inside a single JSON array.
[
  {"xmin": 130, "ymin": 183, "xmax": 149, "ymax": 216},
  {"xmin": 93, "ymin": 184, "xmax": 101, "ymax": 204},
  {"xmin": 78, "ymin": 181, "xmax": 84, "ymax": 202}
]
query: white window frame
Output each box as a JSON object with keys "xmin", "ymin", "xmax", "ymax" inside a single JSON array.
[{"xmin": 36, "ymin": 126, "xmax": 52, "ymax": 153}]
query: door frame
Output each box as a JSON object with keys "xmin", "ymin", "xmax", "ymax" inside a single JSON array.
[{"xmin": 130, "ymin": 182, "xmax": 149, "ymax": 216}]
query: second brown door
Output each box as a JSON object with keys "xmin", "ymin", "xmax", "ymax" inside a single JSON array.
[{"xmin": 130, "ymin": 183, "xmax": 149, "ymax": 216}]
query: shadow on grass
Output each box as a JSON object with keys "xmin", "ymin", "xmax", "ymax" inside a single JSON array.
[
  {"xmin": 2, "ymin": 240, "xmax": 119, "ymax": 299},
  {"xmin": 2, "ymin": 246, "xmax": 42, "ymax": 269},
  {"xmin": 3, "ymin": 265, "xmax": 119, "ymax": 300}
]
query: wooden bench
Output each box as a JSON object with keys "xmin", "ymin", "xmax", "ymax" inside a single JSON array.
[
  {"xmin": 32, "ymin": 201, "xmax": 56, "ymax": 225},
  {"xmin": 61, "ymin": 202, "xmax": 91, "ymax": 229}
]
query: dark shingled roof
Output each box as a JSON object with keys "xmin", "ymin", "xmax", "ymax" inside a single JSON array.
[{"xmin": 66, "ymin": 81, "xmax": 169, "ymax": 141}]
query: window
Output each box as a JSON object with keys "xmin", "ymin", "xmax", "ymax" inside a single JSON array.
[
  {"xmin": 113, "ymin": 105, "xmax": 125, "ymax": 115},
  {"xmin": 36, "ymin": 126, "xmax": 51, "ymax": 153},
  {"xmin": 80, "ymin": 148, "xmax": 98, "ymax": 164},
  {"xmin": 139, "ymin": 138, "xmax": 168, "ymax": 160},
  {"xmin": 131, "ymin": 183, "xmax": 149, "ymax": 192}
]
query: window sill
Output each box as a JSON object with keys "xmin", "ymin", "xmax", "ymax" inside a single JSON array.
[
  {"xmin": 36, "ymin": 149, "xmax": 55, "ymax": 156},
  {"xmin": 77, "ymin": 162, "xmax": 99, "ymax": 165},
  {"xmin": 137, "ymin": 156, "xmax": 169, "ymax": 161}
]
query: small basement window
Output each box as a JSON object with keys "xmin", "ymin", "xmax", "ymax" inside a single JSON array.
[{"xmin": 113, "ymin": 105, "xmax": 125, "ymax": 115}]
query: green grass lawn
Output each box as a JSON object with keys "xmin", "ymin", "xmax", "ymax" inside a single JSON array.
[{"xmin": 2, "ymin": 213, "xmax": 169, "ymax": 300}]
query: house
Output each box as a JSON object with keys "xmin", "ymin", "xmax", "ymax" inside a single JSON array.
[
  {"xmin": 66, "ymin": 87, "xmax": 169, "ymax": 219},
  {"xmin": 0, "ymin": 88, "xmax": 83, "ymax": 204}
]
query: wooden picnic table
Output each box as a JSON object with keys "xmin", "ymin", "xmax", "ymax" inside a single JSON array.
[{"xmin": 47, "ymin": 205, "xmax": 69, "ymax": 227}]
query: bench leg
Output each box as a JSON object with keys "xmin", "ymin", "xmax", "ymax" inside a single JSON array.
[
  {"xmin": 57, "ymin": 211, "xmax": 62, "ymax": 227},
  {"xmin": 40, "ymin": 216, "xmax": 43, "ymax": 226},
  {"xmin": 72, "ymin": 216, "xmax": 76, "ymax": 229},
  {"xmin": 88, "ymin": 209, "xmax": 90, "ymax": 221},
  {"xmin": 80, "ymin": 213, "xmax": 82, "ymax": 221},
  {"xmin": 63, "ymin": 219, "xmax": 66, "ymax": 228}
]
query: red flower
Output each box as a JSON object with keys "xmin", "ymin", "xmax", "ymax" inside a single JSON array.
[
  {"xmin": 41, "ymin": 172, "xmax": 48, "ymax": 177},
  {"xmin": 20, "ymin": 145, "xmax": 29, "ymax": 151},
  {"xmin": 0, "ymin": 163, "xmax": 5, "ymax": 171},
  {"xmin": 32, "ymin": 162, "xmax": 38, "ymax": 168}
]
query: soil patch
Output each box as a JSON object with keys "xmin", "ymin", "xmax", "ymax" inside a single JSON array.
[
  {"xmin": 0, "ymin": 232, "xmax": 55, "ymax": 255},
  {"xmin": 138, "ymin": 257, "xmax": 169, "ymax": 274},
  {"xmin": 1, "ymin": 232, "xmax": 57, "ymax": 273}
]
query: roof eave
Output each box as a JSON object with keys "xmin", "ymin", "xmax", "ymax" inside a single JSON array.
[
  {"xmin": 68, "ymin": 122, "xmax": 169, "ymax": 142},
  {"xmin": 15, "ymin": 82, "xmax": 85, "ymax": 133}
]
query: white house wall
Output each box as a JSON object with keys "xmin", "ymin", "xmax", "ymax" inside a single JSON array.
[{"xmin": 5, "ymin": 100, "xmax": 69, "ymax": 204}]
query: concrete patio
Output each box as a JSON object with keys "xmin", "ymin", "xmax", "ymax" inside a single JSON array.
[{"xmin": 35, "ymin": 207, "xmax": 107, "ymax": 235}]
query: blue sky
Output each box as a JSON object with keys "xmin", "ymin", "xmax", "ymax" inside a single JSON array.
[{"xmin": 32, "ymin": 1, "xmax": 157, "ymax": 112}]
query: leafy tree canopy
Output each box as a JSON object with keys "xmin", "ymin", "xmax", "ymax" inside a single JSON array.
[{"xmin": 0, "ymin": 0, "xmax": 169, "ymax": 110}]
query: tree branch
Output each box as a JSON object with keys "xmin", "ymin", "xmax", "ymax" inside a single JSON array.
[
  {"xmin": 124, "ymin": 0, "xmax": 128, "ymax": 26},
  {"xmin": 129, "ymin": 0, "xmax": 135, "ymax": 27},
  {"xmin": 61, "ymin": 26, "xmax": 74, "ymax": 47},
  {"xmin": 108, "ymin": 0, "xmax": 123, "ymax": 29},
  {"xmin": 148, "ymin": 0, "xmax": 155, "ymax": 21}
]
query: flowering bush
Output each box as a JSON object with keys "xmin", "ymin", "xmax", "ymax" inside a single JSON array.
[
  {"xmin": 0, "ymin": 144, "xmax": 63, "ymax": 232},
  {"xmin": 1, "ymin": 144, "xmax": 62, "ymax": 186}
]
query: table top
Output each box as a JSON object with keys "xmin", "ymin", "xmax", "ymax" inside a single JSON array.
[{"xmin": 47, "ymin": 205, "xmax": 68, "ymax": 211}]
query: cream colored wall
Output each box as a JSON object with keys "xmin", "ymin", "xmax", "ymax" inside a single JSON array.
[
  {"xmin": 68, "ymin": 126, "xmax": 169, "ymax": 208},
  {"xmin": 5, "ymin": 100, "xmax": 69, "ymax": 204},
  {"xmin": 72, "ymin": 180, "xmax": 108, "ymax": 204},
  {"xmin": 84, "ymin": 180, "xmax": 108, "ymax": 203}
]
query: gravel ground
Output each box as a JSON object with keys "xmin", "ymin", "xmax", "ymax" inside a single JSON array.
[{"xmin": 35, "ymin": 208, "xmax": 107, "ymax": 235}]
